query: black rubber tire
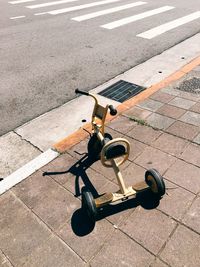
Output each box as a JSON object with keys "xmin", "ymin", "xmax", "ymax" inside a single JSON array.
[
  {"xmin": 87, "ymin": 134, "xmax": 102, "ymax": 159},
  {"xmin": 82, "ymin": 188, "xmax": 97, "ymax": 222},
  {"xmin": 87, "ymin": 133, "xmax": 112, "ymax": 159},
  {"xmin": 145, "ymin": 169, "xmax": 166, "ymax": 197}
]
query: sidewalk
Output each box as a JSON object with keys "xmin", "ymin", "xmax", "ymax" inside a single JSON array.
[{"xmin": 1, "ymin": 65, "xmax": 200, "ymax": 267}]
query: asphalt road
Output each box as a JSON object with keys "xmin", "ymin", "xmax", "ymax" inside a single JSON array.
[{"xmin": 0, "ymin": 0, "xmax": 200, "ymax": 136}]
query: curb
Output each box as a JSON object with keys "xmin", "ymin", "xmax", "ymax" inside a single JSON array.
[{"xmin": 53, "ymin": 55, "xmax": 200, "ymax": 153}]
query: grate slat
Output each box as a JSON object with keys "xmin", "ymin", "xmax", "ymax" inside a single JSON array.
[{"xmin": 98, "ymin": 80, "xmax": 146, "ymax": 102}]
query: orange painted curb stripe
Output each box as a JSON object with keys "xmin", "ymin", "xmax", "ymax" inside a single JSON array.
[{"xmin": 53, "ymin": 56, "xmax": 200, "ymax": 153}]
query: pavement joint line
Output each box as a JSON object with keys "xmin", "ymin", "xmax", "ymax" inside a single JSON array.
[
  {"xmin": 13, "ymin": 130, "xmax": 43, "ymax": 153},
  {"xmin": 0, "ymin": 55, "xmax": 200, "ymax": 197}
]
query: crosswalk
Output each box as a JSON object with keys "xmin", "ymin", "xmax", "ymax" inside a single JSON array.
[{"xmin": 8, "ymin": 0, "xmax": 200, "ymax": 39}]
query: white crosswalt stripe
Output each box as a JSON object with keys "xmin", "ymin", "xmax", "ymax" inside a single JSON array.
[
  {"xmin": 10, "ymin": 15, "xmax": 26, "ymax": 19},
  {"xmin": 72, "ymin": 1, "xmax": 147, "ymax": 21},
  {"xmin": 27, "ymin": 0, "xmax": 78, "ymax": 9},
  {"xmin": 9, "ymin": 0, "xmax": 36, "ymax": 4},
  {"xmin": 137, "ymin": 11, "xmax": 200, "ymax": 39},
  {"xmin": 101, "ymin": 5, "xmax": 175, "ymax": 29},
  {"xmin": 48, "ymin": 0, "xmax": 122, "ymax": 15}
]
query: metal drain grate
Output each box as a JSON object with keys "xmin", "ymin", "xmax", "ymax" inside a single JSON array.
[
  {"xmin": 176, "ymin": 77, "xmax": 200, "ymax": 94},
  {"xmin": 98, "ymin": 80, "xmax": 146, "ymax": 102}
]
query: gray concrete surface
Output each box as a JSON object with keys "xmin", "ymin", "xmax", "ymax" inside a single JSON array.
[{"xmin": 0, "ymin": 0, "xmax": 200, "ymax": 135}]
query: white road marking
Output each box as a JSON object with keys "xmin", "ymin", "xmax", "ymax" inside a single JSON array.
[
  {"xmin": 0, "ymin": 149, "xmax": 59, "ymax": 196},
  {"xmin": 10, "ymin": 15, "xmax": 26, "ymax": 19},
  {"xmin": 9, "ymin": 0, "xmax": 36, "ymax": 4},
  {"xmin": 72, "ymin": 1, "xmax": 147, "ymax": 21},
  {"xmin": 34, "ymin": 12, "xmax": 48, "ymax": 15},
  {"xmin": 101, "ymin": 5, "xmax": 175, "ymax": 29},
  {"xmin": 27, "ymin": 0, "xmax": 78, "ymax": 9},
  {"xmin": 137, "ymin": 11, "xmax": 200, "ymax": 39},
  {"xmin": 48, "ymin": 0, "xmax": 122, "ymax": 15}
]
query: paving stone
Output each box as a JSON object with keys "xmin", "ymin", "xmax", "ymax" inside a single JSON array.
[
  {"xmin": 108, "ymin": 115, "xmax": 137, "ymax": 134},
  {"xmin": 179, "ymin": 111, "xmax": 200, "ymax": 127},
  {"xmin": 137, "ymin": 99, "xmax": 164, "ymax": 112},
  {"xmin": 156, "ymin": 104, "xmax": 186, "ymax": 119},
  {"xmin": 165, "ymin": 159, "xmax": 200, "ymax": 194},
  {"xmin": 13, "ymin": 172, "xmax": 81, "ymax": 230},
  {"xmin": 182, "ymin": 196, "xmax": 200, "ymax": 233},
  {"xmin": 90, "ymin": 230, "xmax": 154, "ymax": 267},
  {"xmin": 168, "ymin": 97, "xmax": 196, "ymax": 109},
  {"xmin": 41, "ymin": 153, "xmax": 78, "ymax": 185},
  {"xmin": 57, "ymin": 219, "xmax": 114, "ymax": 262},
  {"xmin": 166, "ymin": 121, "xmax": 199, "ymax": 140},
  {"xmin": 150, "ymin": 91, "xmax": 175, "ymax": 103},
  {"xmin": 134, "ymin": 147, "xmax": 176, "ymax": 175},
  {"xmin": 146, "ymin": 113, "xmax": 175, "ymax": 130},
  {"xmin": 123, "ymin": 106, "xmax": 152, "ymax": 120},
  {"xmin": 125, "ymin": 137, "xmax": 147, "ymax": 161},
  {"xmin": 178, "ymin": 91, "xmax": 200, "ymax": 102},
  {"xmin": 120, "ymin": 208, "xmax": 177, "ymax": 255},
  {"xmin": 91, "ymin": 157, "xmax": 130, "ymax": 181},
  {"xmin": 127, "ymin": 124, "xmax": 162, "ymax": 145},
  {"xmin": 161, "ymin": 87, "xmax": 180, "ymax": 96},
  {"xmin": 0, "ymin": 250, "xmax": 13, "ymax": 267},
  {"xmin": 22, "ymin": 234, "xmax": 85, "ymax": 267},
  {"xmin": 0, "ymin": 192, "xmax": 51, "ymax": 267},
  {"xmin": 160, "ymin": 225, "xmax": 200, "ymax": 267},
  {"xmin": 193, "ymin": 133, "xmax": 200, "ymax": 144},
  {"xmin": 152, "ymin": 133, "xmax": 189, "ymax": 157},
  {"xmin": 158, "ymin": 180, "xmax": 195, "ymax": 221},
  {"xmin": 180, "ymin": 143, "xmax": 200, "ymax": 167},
  {"xmin": 121, "ymin": 162, "xmax": 146, "ymax": 186},
  {"xmin": 190, "ymin": 102, "xmax": 200, "ymax": 113},
  {"xmin": 63, "ymin": 167, "xmax": 107, "ymax": 198}
]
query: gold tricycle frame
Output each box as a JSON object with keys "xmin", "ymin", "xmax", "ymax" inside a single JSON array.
[{"xmin": 75, "ymin": 89, "xmax": 166, "ymax": 222}]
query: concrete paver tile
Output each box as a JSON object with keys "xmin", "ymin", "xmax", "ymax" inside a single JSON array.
[
  {"xmin": 150, "ymin": 91, "xmax": 175, "ymax": 103},
  {"xmin": 165, "ymin": 159, "xmax": 200, "ymax": 194},
  {"xmin": 160, "ymin": 225, "xmax": 200, "ymax": 267},
  {"xmin": 180, "ymin": 143, "xmax": 200, "ymax": 167},
  {"xmin": 22, "ymin": 234, "xmax": 85, "ymax": 267},
  {"xmin": 41, "ymin": 153, "xmax": 77, "ymax": 185},
  {"xmin": 193, "ymin": 133, "xmax": 200, "ymax": 144},
  {"xmin": 57, "ymin": 219, "xmax": 114, "ymax": 262},
  {"xmin": 63, "ymin": 167, "xmax": 109, "ymax": 198},
  {"xmin": 166, "ymin": 121, "xmax": 199, "ymax": 140},
  {"xmin": 0, "ymin": 250, "xmax": 13, "ymax": 267},
  {"xmin": 123, "ymin": 106, "xmax": 152, "ymax": 120},
  {"xmin": 121, "ymin": 162, "xmax": 146, "ymax": 186},
  {"xmin": 168, "ymin": 97, "xmax": 196, "ymax": 109},
  {"xmin": 127, "ymin": 124, "xmax": 162, "ymax": 145},
  {"xmin": 160, "ymin": 87, "xmax": 180, "ymax": 96},
  {"xmin": 0, "ymin": 192, "xmax": 51, "ymax": 267},
  {"xmin": 152, "ymin": 132, "xmax": 189, "ymax": 157},
  {"xmin": 146, "ymin": 113, "xmax": 175, "ymax": 130},
  {"xmin": 120, "ymin": 208, "xmax": 177, "ymax": 255},
  {"xmin": 134, "ymin": 146, "xmax": 176, "ymax": 175},
  {"xmin": 68, "ymin": 139, "xmax": 89, "ymax": 159},
  {"xmin": 90, "ymin": 230, "xmax": 154, "ymax": 267},
  {"xmin": 125, "ymin": 137, "xmax": 147, "ymax": 161},
  {"xmin": 179, "ymin": 111, "xmax": 200, "ymax": 127},
  {"xmin": 182, "ymin": 196, "xmax": 200, "ymax": 234},
  {"xmin": 158, "ymin": 180, "xmax": 195, "ymax": 221},
  {"xmin": 178, "ymin": 91, "xmax": 200, "ymax": 102},
  {"xmin": 107, "ymin": 115, "xmax": 137, "ymax": 134},
  {"xmin": 190, "ymin": 102, "xmax": 200, "ymax": 113},
  {"xmin": 156, "ymin": 104, "xmax": 186, "ymax": 119},
  {"xmin": 13, "ymin": 172, "xmax": 80, "ymax": 230},
  {"xmin": 137, "ymin": 99, "xmax": 164, "ymax": 112}
]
